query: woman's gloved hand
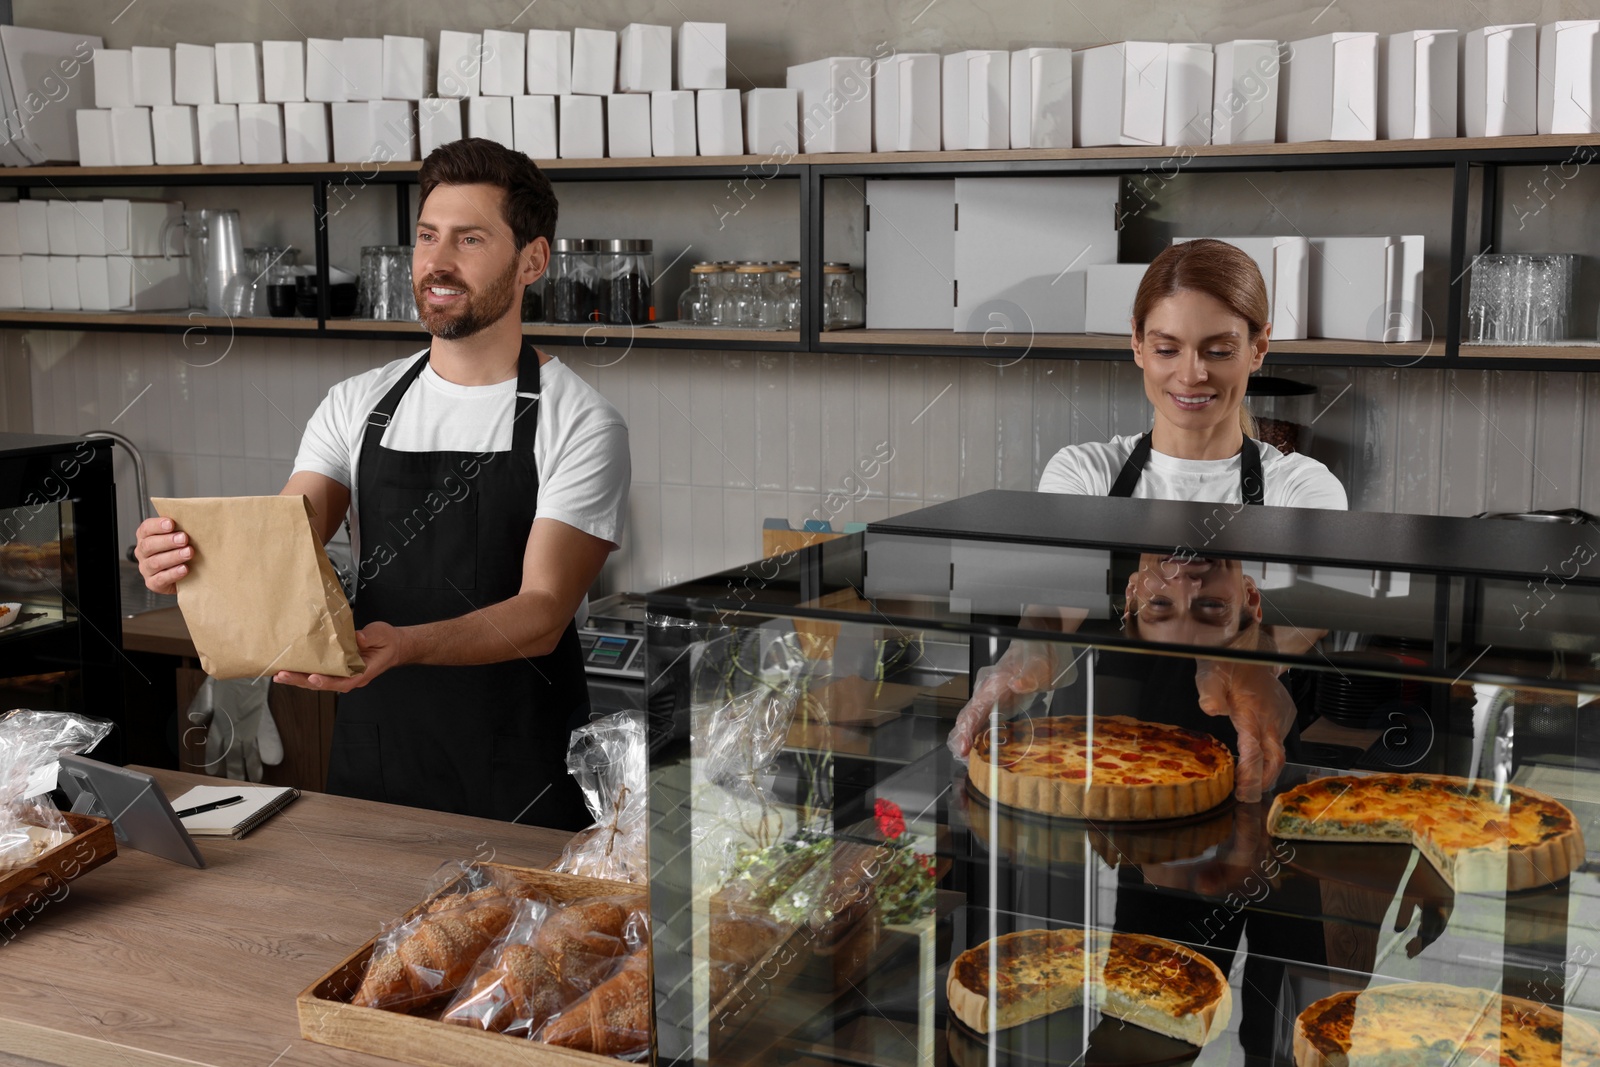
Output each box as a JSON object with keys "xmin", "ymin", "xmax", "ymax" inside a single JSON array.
[
  {"xmin": 1194, "ymin": 659, "xmax": 1295, "ymax": 803},
  {"xmin": 186, "ymin": 676, "xmax": 282, "ymax": 782},
  {"xmin": 947, "ymin": 640, "xmax": 1077, "ymax": 761}
]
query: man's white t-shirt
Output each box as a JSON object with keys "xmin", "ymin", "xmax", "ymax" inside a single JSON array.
[
  {"xmin": 293, "ymin": 351, "xmax": 630, "ymax": 567},
  {"xmin": 1038, "ymin": 433, "xmax": 1347, "ymax": 509}
]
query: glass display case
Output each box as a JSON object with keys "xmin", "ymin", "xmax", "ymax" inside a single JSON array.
[{"xmin": 643, "ymin": 491, "xmax": 1600, "ymax": 1067}]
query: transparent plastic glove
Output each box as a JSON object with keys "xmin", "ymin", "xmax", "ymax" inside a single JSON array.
[
  {"xmin": 947, "ymin": 640, "xmax": 1077, "ymax": 761},
  {"xmin": 1194, "ymin": 659, "xmax": 1295, "ymax": 803},
  {"xmin": 187, "ymin": 676, "xmax": 280, "ymax": 782}
]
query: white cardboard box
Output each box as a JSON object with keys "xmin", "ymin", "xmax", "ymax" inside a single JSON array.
[
  {"xmin": 745, "ymin": 87, "xmax": 799, "ymax": 156},
  {"xmin": 283, "ymin": 101, "xmax": 329, "ymax": 163},
  {"xmin": 873, "ymin": 54, "xmax": 940, "ymax": 152},
  {"xmin": 952, "ymin": 175, "xmax": 1120, "ymax": 332},
  {"xmin": 437, "ymin": 30, "xmax": 483, "ymax": 98},
  {"xmin": 46, "ymin": 200, "xmax": 77, "ymax": 255},
  {"xmin": 173, "ymin": 44, "xmax": 216, "ymax": 107},
  {"xmin": 468, "ymin": 95, "xmax": 515, "ymax": 149},
  {"xmin": 419, "ymin": 97, "xmax": 464, "ymax": 156},
  {"xmin": 0, "ymin": 257, "xmax": 20, "ymax": 307},
  {"xmin": 1309, "ymin": 234, "xmax": 1424, "ymax": 341},
  {"xmin": 75, "ymin": 109, "xmax": 115, "ymax": 166},
  {"xmin": 239, "ymin": 102, "xmax": 284, "ymax": 164},
  {"xmin": 1461, "ymin": 25, "xmax": 1538, "ymax": 136},
  {"xmin": 865, "ymin": 179, "xmax": 954, "ymax": 328},
  {"xmin": 262, "ymin": 40, "xmax": 305, "ymax": 103},
  {"xmin": 787, "ymin": 56, "xmax": 873, "ymax": 153},
  {"xmin": 559, "ymin": 95, "xmax": 604, "ymax": 157},
  {"xmin": 942, "ymin": 50, "xmax": 1009, "ymax": 150},
  {"xmin": 73, "ymin": 201, "xmax": 106, "ymax": 256},
  {"xmin": 679, "ymin": 22, "xmax": 726, "ymax": 90},
  {"xmin": 153, "ymin": 105, "xmax": 200, "ymax": 165},
  {"xmin": 1073, "ymin": 42, "xmax": 1167, "ymax": 146},
  {"xmin": 607, "ymin": 94, "xmax": 652, "ymax": 157},
  {"xmin": 370, "ymin": 100, "xmax": 416, "ymax": 161},
  {"xmin": 651, "ymin": 90, "xmax": 697, "ymax": 156},
  {"xmin": 481, "ymin": 29, "xmax": 526, "ymax": 96},
  {"xmin": 48, "ymin": 255, "xmax": 80, "ymax": 310},
  {"xmin": 512, "ymin": 95, "xmax": 556, "ymax": 158},
  {"xmin": 1539, "ymin": 21, "xmax": 1600, "ymax": 134},
  {"xmin": 111, "ymin": 106, "xmax": 155, "ymax": 166},
  {"xmin": 103, "ymin": 199, "xmax": 183, "ymax": 257},
  {"xmin": 1010, "ymin": 47, "xmax": 1073, "ymax": 149},
  {"xmin": 197, "ymin": 103, "xmax": 241, "ymax": 165},
  {"xmin": 696, "ymin": 89, "xmax": 742, "ymax": 155},
  {"xmin": 21, "ymin": 255, "xmax": 51, "ymax": 308},
  {"xmin": 93, "ymin": 48, "xmax": 133, "ymax": 108},
  {"xmin": 1084, "ymin": 263, "xmax": 1150, "ymax": 333},
  {"xmin": 526, "ymin": 30, "xmax": 572, "ymax": 96},
  {"xmin": 131, "ymin": 46, "xmax": 173, "ymax": 107},
  {"xmin": 342, "ymin": 38, "xmax": 383, "ymax": 101},
  {"xmin": 571, "ymin": 28, "xmax": 618, "ymax": 96},
  {"xmin": 17, "ymin": 201, "xmax": 48, "ymax": 255},
  {"xmin": 331, "ymin": 102, "xmax": 369, "ymax": 162},
  {"xmin": 384, "ymin": 36, "xmax": 427, "ymax": 101},
  {"xmin": 110, "ymin": 254, "xmax": 188, "ymax": 310},
  {"xmin": 1212, "ymin": 40, "xmax": 1281, "ymax": 144},
  {"xmin": 619, "ymin": 24, "xmax": 671, "ymax": 93},
  {"xmin": 0, "ymin": 204, "xmax": 18, "ymax": 255},
  {"xmin": 305, "ymin": 38, "xmax": 347, "ymax": 103},
  {"xmin": 214, "ymin": 42, "xmax": 262, "ymax": 105},
  {"xmin": 1380, "ymin": 30, "xmax": 1457, "ymax": 139},
  {"xmin": 1165, "ymin": 43, "xmax": 1214, "ymax": 146},
  {"xmin": 1280, "ymin": 32, "xmax": 1378, "ymax": 142},
  {"xmin": 1172, "ymin": 235, "xmax": 1311, "ymax": 339},
  {"xmin": 77, "ymin": 256, "xmax": 111, "ymax": 311}
]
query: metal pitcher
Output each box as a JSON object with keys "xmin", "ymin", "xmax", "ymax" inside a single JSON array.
[{"xmin": 160, "ymin": 209, "xmax": 244, "ymax": 315}]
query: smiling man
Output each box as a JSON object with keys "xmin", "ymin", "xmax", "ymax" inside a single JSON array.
[{"xmin": 136, "ymin": 138, "xmax": 630, "ymax": 829}]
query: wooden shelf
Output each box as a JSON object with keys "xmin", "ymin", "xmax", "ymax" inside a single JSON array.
[
  {"xmin": 816, "ymin": 330, "xmax": 1439, "ymax": 359},
  {"xmin": 1458, "ymin": 342, "xmax": 1600, "ymax": 360},
  {"xmin": 0, "ymin": 310, "xmax": 308, "ymax": 330}
]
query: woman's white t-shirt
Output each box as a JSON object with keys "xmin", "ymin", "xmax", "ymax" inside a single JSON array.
[
  {"xmin": 293, "ymin": 351, "xmax": 631, "ymax": 567},
  {"xmin": 1038, "ymin": 433, "xmax": 1348, "ymax": 509}
]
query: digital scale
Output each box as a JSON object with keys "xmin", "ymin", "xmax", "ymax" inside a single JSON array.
[{"xmin": 577, "ymin": 628, "xmax": 644, "ymax": 679}]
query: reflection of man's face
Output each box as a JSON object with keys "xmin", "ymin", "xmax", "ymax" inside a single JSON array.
[{"xmin": 1125, "ymin": 554, "xmax": 1261, "ymax": 646}]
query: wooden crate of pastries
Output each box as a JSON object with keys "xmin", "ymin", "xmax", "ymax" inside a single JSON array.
[
  {"xmin": 297, "ymin": 863, "xmax": 648, "ymax": 1067},
  {"xmin": 0, "ymin": 811, "xmax": 117, "ymax": 922}
]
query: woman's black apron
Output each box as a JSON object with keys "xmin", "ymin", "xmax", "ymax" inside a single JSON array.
[{"xmin": 325, "ymin": 342, "xmax": 592, "ymax": 831}]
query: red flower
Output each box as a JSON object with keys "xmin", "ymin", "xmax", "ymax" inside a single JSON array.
[
  {"xmin": 875, "ymin": 798, "xmax": 906, "ymax": 840},
  {"xmin": 916, "ymin": 852, "xmax": 936, "ymax": 876}
]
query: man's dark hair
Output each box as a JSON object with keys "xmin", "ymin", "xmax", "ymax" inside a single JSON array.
[{"xmin": 417, "ymin": 137, "xmax": 558, "ymax": 250}]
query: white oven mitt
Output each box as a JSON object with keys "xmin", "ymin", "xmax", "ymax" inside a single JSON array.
[{"xmin": 186, "ymin": 676, "xmax": 282, "ymax": 782}]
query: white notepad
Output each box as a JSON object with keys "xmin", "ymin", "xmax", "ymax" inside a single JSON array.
[{"xmin": 170, "ymin": 783, "xmax": 299, "ymax": 838}]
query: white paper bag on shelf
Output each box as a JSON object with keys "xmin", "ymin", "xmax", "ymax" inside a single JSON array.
[
  {"xmin": 72, "ymin": 201, "xmax": 106, "ymax": 256},
  {"xmin": 21, "ymin": 255, "xmax": 50, "ymax": 308},
  {"xmin": 526, "ymin": 30, "xmax": 572, "ymax": 96},
  {"xmin": 571, "ymin": 28, "xmax": 618, "ymax": 96},
  {"xmin": 1378, "ymin": 31, "xmax": 1456, "ymax": 140},
  {"xmin": 1084, "ymin": 264, "xmax": 1150, "ymax": 333},
  {"xmin": 942, "ymin": 50, "xmax": 1009, "ymax": 150},
  {"xmin": 786, "ymin": 56, "xmax": 873, "ymax": 153},
  {"xmin": 1073, "ymin": 41, "xmax": 1167, "ymax": 146},
  {"xmin": 304, "ymin": 38, "xmax": 346, "ymax": 103},
  {"xmin": 1279, "ymin": 32, "xmax": 1378, "ymax": 142},
  {"xmin": 1010, "ymin": 47, "xmax": 1072, "ymax": 149},
  {"xmin": 110, "ymin": 107, "xmax": 155, "ymax": 166},
  {"xmin": 0, "ymin": 205, "xmax": 18, "ymax": 255},
  {"xmin": 419, "ymin": 97, "xmax": 463, "ymax": 156},
  {"xmin": 512, "ymin": 95, "xmax": 556, "ymax": 158},
  {"xmin": 152, "ymin": 105, "xmax": 200, "ymax": 165},
  {"xmin": 1173, "ymin": 235, "xmax": 1311, "ymax": 340},
  {"xmin": 330, "ymin": 102, "xmax": 369, "ymax": 163},
  {"xmin": 436, "ymin": 30, "xmax": 482, "ymax": 98},
  {"xmin": 173, "ymin": 43, "xmax": 215, "ymax": 106},
  {"xmin": 93, "ymin": 48, "xmax": 133, "ymax": 109},
  {"xmin": 745, "ymin": 88, "xmax": 799, "ymax": 156},
  {"xmin": 0, "ymin": 257, "xmax": 20, "ymax": 307},
  {"xmin": 467, "ymin": 95, "xmax": 514, "ymax": 149},
  {"xmin": 102, "ymin": 199, "xmax": 183, "ymax": 258},
  {"xmin": 873, "ymin": 53, "xmax": 940, "ymax": 152},
  {"xmin": 1212, "ymin": 40, "xmax": 1281, "ymax": 144},
  {"xmin": 109, "ymin": 254, "xmax": 188, "ymax": 310},
  {"xmin": 369, "ymin": 100, "xmax": 416, "ymax": 161},
  {"xmin": 619, "ymin": 23, "xmax": 671, "ymax": 93},
  {"xmin": 480, "ymin": 29, "xmax": 525, "ymax": 96},
  {"xmin": 607, "ymin": 93, "xmax": 652, "ymax": 157},
  {"xmin": 197, "ymin": 103, "xmax": 241, "ymax": 165},
  {"xmin": 75, "ymin": 110, "xmax": 115, "ymax": 166},
  {"xmin": 1309, "ymin": 235, "xmax": 1423, "ymax": 341},
  {"xmin": 1538, "ymin": 21, "xmax": 1600, "ymax": 134},
  {"xmin": 1461, "ymin": 25, "xmax": 1537, "ymax": 136},
  {"xmin": 651, "ymin": 90, "xmax": 696, "ymax": 156},
  {"xmin": 559, "ymin": 94, "xmax": 603, "ymax": 158},
  {"xmin": 46, "ymin": 201, "xmax": 76, "ymax": 255},
  {"xmin": 214, "ymin": 42, "xmax": 261, "ymax": 105},
  {"xmin": 340, "ymin": 37, "xmax": 382, "ymax": 101},
  {"xmin": 47, "ymin": 255, "xmax": 79, "ymax": 310},
  {"xmin": 1165, "ymin": 43, "xmax": 1214, "ymax": 146},
  {"xmin": 262, "ymin": 41, "xmax": 305, "ymax": 104},
  {"xmin": 697, "ymin": 88, "xmax": 742, "ymax": 155},
  {"xmin": 18, "ymin": 201, "xmax": 48, "ymax": 255},
  {"xmin": 77, "ymin": 256, "xmax": 111, "ymax": 311},
  {"xmin": 282, "ymin": 102, "xmax": 329, "ymax": 164},
  {"xmin": 679, "ymin": 21, "xmax": 726, "ymax": 90},
  {"xmin": 238, "ymin": 103, "xmax": 284, "ymax": 165},
  {"xmin": 383, "ymin": 36, "xmax": 427, "ymax": 101},
  {"xmin": 131, "ymin": 46, "xmax": 173, "ymax": 107},
  {"xmin": 865, "ymin": 179, "xmax": 954, "ymax": 329}
]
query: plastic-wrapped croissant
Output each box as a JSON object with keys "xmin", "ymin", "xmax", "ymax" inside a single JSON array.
[
  {"xmin": 442, "ymin": 942, "xmax": 574, "ymax": 1035},
  {"xmin": 533, "ymin": 899, "xmax": 628, "ymax": 987},
  {"xmin": 352, "ymin": 895, "xmax": 516, "ymax": 1012},
  {"xmin": 540, "ymin": 950, "xmax": 651, "ymax": 1056}
]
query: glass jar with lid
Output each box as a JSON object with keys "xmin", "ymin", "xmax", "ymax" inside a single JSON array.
[
  {"xmin": 730, "ymin": 264, "xmax": 770, "ymax": 328},
  {"xmin": 600, "ymin": 238, "xmax": 654, "ymax": 326},
  {"xmin": 823, "ymin": 262, "xmax": 864, "ymax": 330},
  {"xmin": 780, "ymin": 268, "xmax": 802, "ymax": 330},
  {"xmin": 677, "ymin": 262, "xmax": 720, "ymax": 325},
  {"xmin": 546, "ymin": 238, "xmax": 600, "ymax": 323}
]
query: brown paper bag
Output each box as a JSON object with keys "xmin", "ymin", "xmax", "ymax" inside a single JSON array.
[{"xmin": 151, "ymin": 495, "xmax": 364, "ymax": 680}]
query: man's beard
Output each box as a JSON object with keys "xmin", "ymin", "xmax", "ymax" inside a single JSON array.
[{"xmin": 415, "ymin": 255, "xmax": 521, "ymax": 340}]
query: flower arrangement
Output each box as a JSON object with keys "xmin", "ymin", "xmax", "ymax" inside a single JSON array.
[{"xmin": 872, "ymin": 798, "xmax": 937, "ymax": 925}]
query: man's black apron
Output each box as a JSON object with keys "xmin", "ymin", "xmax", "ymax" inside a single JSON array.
[{"xmin": 325, "ymin": 342, "xmax": 592, "ymax": 831}]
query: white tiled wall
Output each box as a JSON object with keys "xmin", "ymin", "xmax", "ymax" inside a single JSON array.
[{"xmin": 14, "ymin": 329, "xmax": 1600, "ymax": 597}]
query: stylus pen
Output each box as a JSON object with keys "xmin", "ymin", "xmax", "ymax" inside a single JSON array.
[{"xmin": 175, "ymin": 795, "xmax": 245, "ymax": 818}]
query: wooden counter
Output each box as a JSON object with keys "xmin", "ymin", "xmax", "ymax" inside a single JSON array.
[
  {"xmin": 118, "ymin": 606, "xmax": 197, "ymax": 659},
  {"xmin": 0, "ymin": 766, "xmax": 574, "ymax": 1067}
]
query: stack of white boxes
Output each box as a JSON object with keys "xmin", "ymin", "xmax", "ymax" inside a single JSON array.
[{"xmin": 0, "ymin": 198, "xmax": 186, "ymax": 311}]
